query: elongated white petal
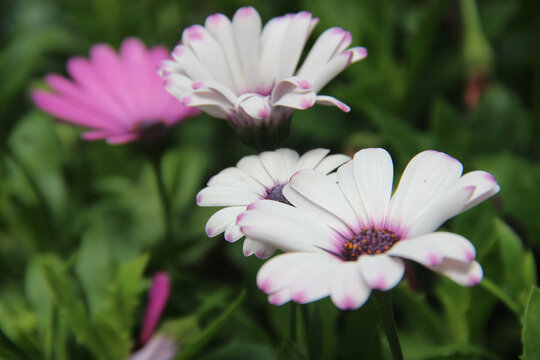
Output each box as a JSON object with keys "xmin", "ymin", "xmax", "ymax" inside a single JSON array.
[
  {"xmin": 388, "ymin": 232, "xmax": 476, "ymax": 267},
  {"xmin": 233, "ymin": 7, "xmax": 262, "ymax": 91},
  {"xmin": 352, "ymin": 148, "xmax": 394, "ymax": 228},
  {"xmin": 259, "ymin": 150, "xmax": 292, "ymax": 183},
  {"xmin": 429, "ymin": 259, "xmax": 483, "ymax": 286},
  {"xmin": 388, "ymin": 151, "xmax": 463, "ymax": 233},
  {"xmin": 205, "ymin": 206, "xmax": 245, "ymax": 237},
  {"xmin": 285, "ymin": 169, "xmax": 361, "ymax": 234},
  {"xmin": 295, "ymin": 148, "xmax": 330, "ymax": 171},
  {"xmin": 237, "ymin": 95, "xmax": 271, "ymax": 120},
  {"xmin": 276, "ymin": 12, "xmax": 314, "ymax": 80},
  {"xmin": 275, "ymin": 148, "xmax": 300, "ymax": 175},
  {"xmin": 238, "ymin": 204, "xmax": 333, "ymax": 253},
  {"xmin": 330, "ymin": 262, "xmax": 371, "ymax": 310},
  {"xmin": 236, "ymin": 154, "xmax": 275, "ymax": 186},
  {"xmin": 197, "ymin": 185, "xmax": 260, "ymax": 206},
  {"xmin": 311, "ymin": 51, "xmax": 353, "ymax": 92},
  {"xmin": 257, "ymin": 252, "xmax": 327, "ymax": 293},
  {"xmin": 290, "ymin": 259, "xmax": 341, "ymax": 304},
  {"xmin": 337, "ymin": 161, "xmax": 370, "ymax": 226},
  {"xmin": 457, "ymin": 171, "xmax": 500, "ymax": 211},
  {"xmin": 314, "ymin": 153, "xmax": 350, "ymax": 174},
  {"xmin": 359, "ymin": 254, "xmax": 405, "ymax": 291},
  {"xmin": 243, "ymin": 237, "xmax": 277, "ymax": 259},
  {"xmin": 407, "ymin": 186, "xmax": 474, "ymax": 238},
  {"xmin": 259, "ymin": 15, "xmax": 291, "ymax": 90},
  {"xmin": 315, "ymin": 95, "xmax": 350, "ymax": 112},
  {"xmin": 225, "ymin": 222, "xmax": 244, "ymax": 242},
  {"xmin": 204, "ymin": 13, "xmax": 247, "ymax": 92},
  {"xmin": 208, "ymin": 167, "xmax": 266, "ymax": 194}
]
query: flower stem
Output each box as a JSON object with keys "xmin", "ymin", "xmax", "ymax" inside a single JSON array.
[
  {"xmin": 373, "ymin": 291, "xmax": 403, "ymax": 360},
  {"xmin": 148, "ymin": 153, "xmax": 173, "ymax": 242}
]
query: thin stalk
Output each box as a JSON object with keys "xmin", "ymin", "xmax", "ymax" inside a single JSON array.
[
  {"xmin": 480, "ymin": 278, "xmax": 521, "ymax": 316},
  {"xmin": 290, "ymin": 303, "xmax": 297, "ymax": 342},
  {"xmin": 373, "ymin": 291, "xmax": 403, "ymax": 360},
  {"xmin": 148, "ymin": 154, "xmax": 173, "ymax": 242}
]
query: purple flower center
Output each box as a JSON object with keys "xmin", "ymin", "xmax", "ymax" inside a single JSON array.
[
  {"xmin": 343, "ymin": 227, "xmax": 400, "ymax": 261},
  {"xmin": 265, "ymin": 184, "xmax": 291, "ymax": 205}
]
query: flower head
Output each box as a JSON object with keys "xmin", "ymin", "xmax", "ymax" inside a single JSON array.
[
  {"xmin": 238, "ymin": 148, "xmax": 500, "ymax": 310},
  {"xmin": 32, "ymin": 37, "xmax": 199, "ymax": 144},
  {"xmin": 160, "ymin": 7, "xmax": 366, "ymax": 149},
  {"xmin": 197, "ymin": 148, "xmax": 350, "ymax": 259}
]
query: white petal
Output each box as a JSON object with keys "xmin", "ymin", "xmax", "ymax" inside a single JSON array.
[
  {"xmin": 242, "ymin": 237, "xmax": 276, "ymax": 259},
  {"xmin": 311, "ymin": 51, "xmax": 352, "ymax": 92},
  {"xmin": 236, "ymin": 154, "xmax": 275, "ymax": 187},
  {"xmin": 268, "ymin": 288, "xmax": 292, "ymax": 305},
  {"xmin": 284, "ymin": 169, "xmax": 361, "ymax": 235},
  {"xmin": 182, "ymin": 25, "xmax": 235, "ymax": 88},
  {"xmin": 457, "ymin": 171, "xmax": 500, "ymax": 211},
  {"xmin": 352, "ymin": 148, "xmax": 394, "ymax": 228},
  {"xmin": 204, "ymin": 13, "xmax": 247, "ymax": 93},
  {"xmin": 407, "ymin": 186, "xmax": 474, "ymax": 238},
  {"xmin": 297, "ymin": 27, "xmax": 352, "ymax": 78},
  {"xmin": 232, "ymin": 7, "xmax": 262, "ymax": 91},
  {"xmin": 315, "ymin": 95, "xmax": 350, "ymax": 112},
  {"xmin": 359, "ymin": 254, "xmax": 405, "ymax": 291},
  {"xmin": 208, "ymin": 167, "xmax": 266, "ymax": 194},
  {"xmin": 259, "ymin": 150, "xmax": 292, "ymax": 183},
  {"xmin": 337, "ymin": 161, "xmax": 370, "ymax": 226},
  {"xmin": 290, "ymin": 259, "xmax": 341, "ymax": 304},
  {"xmin": 348, "ymin": 47, "xmax": 368, "ymax": 62},
  {"xmin": 388, "ymin": 151, "xmax": 463, "ymax": 233},
  {"xmin": 330, "ymin": 262, "xmax": 371, "ymax": 310},
  {"xmin": 274, "ymin": 148, "xmax": 300, "ymax": 175},
  {"xmin": 259, "ymin": 15, "xmax": 291, "ymax": 91},
  {"xmin": 276, "ymin": 12, "xmax": 314, "ymax": 80},
  {"xmin": 429, "ymin": 259, "xmax": 483, "ymax": 287},
  {"xmin": 237, "ymin": 94, "xmax": 271, "ymax": 120},
  {"xmin": 170, "ymin": 45, "xmax": 214, "ymax": 80},
  {"xmin": 257, "ymin": 252, "xmax": 327, "ymax": 293},
  {"xmin": 388, "ymin": 232, "xmax": 476, "ymax": 268},
  {"xmin": 225, "ymin": 222, "xmax": 244, "ymax": 242},
  {"xmin": 295, "ymin": 148, "xmax": 330, "ymax": 170},
  {"xmin": 314, "ymin": 153, "xmax": 351, "ymax": 174},
  {"xmin": 196, "ymin": 185, "xmax": 260, "ymax": 206},
  {"xmin": 205, "ymin": 206, "xmax": 245, "ymax": 237},
  {"xmin": 238, "ymin": 201, "xmax": 335, "ymax": 253},
  {"xmin": 273, "ymin": 91, "xmax": 316, "ymax": 110}
]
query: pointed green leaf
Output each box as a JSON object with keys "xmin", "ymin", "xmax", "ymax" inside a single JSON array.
[{"xmin": 521, "ymin": 286, "xmax": 540, "ymax": 359}]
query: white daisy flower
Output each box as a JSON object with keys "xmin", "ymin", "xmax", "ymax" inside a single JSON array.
[
  {"xmin": 160, "ymin": 7, "xmax": 367, "ymax": 149},
  {"xmin": 196, "ymin": 148, "xmax": 350, "ymax": 259},
  {"xmin": 237, "ymin": 148, "xmax": 500, "ymax": 310}
]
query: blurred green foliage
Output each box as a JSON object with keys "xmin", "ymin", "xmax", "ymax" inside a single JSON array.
[{"xmin": 0, "ymin": 0, "xmax": 539, "ymax": 359}]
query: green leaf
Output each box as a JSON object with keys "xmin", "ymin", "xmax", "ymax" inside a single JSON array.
[
  {"xmin": 494, "ymin": 218, "xmax": 537, "ymax": 307},
  {"xmin": 41, "ymin": 264, "xmax": 107, "ymax": 359},
  {"xmin": 177, "ymin": 289, "xmax": 246, "ymax": 360},
  {"xmin": 434, "ymin": 278, "xmax": 471, "ymax": 343},
  {"xmin": 521, "ymin": 286, "xmax": 540, "ymax": 360}
]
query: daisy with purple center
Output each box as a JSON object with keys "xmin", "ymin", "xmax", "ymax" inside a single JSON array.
[
  {"xmin": 160, "ymin": 7, "xmax": 366, "ymax": 149},
  {"xmin": 32, "ymin": 37, "xmax": 199, "ymax": 144},
  {"xmin": 237, "ymin": 148, "xmax": 500, "ymax": 310},
  {"xmin": 197, "ymin": 148, "xmax": 350, "ymax": 259}
]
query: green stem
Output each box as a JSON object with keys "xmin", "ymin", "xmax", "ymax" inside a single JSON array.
[
  {"xmin": 148, "ymin": 154, "xmax": 173, "ymax": 242},
  {"xmin": 480, "ymin": 278, "xmax": 521, "ymax": 315},
  {"xmin": 290, "ymin": 303, "xmax": 297, "ymax": 342},
  {"xmin": 373, "ymin": 291, "xmax": 403, "ymax": 360}
]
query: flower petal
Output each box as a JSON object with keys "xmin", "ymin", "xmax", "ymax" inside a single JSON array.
[
  {"xmin": 295, "ymin": 148, "xmax": 330, "ymax": 170},
  {"xmin": 243, "ymin": 237, "xmax": 277, "ymax": 259},
  {"xmin": 429, "ymin": 259, "xmax": 483, "ymax": 286},
  {"xmin": 205, "ymin": 206, "xmax": 245, "ymax": 237},
  {"xmin": 352, "ymin": 148, "xmax": 394, "ymax": 228},
  {"xmin": 330, "ymin": 261, "xmax": 371, "ymax": 310},
  {"xmin": 208, "ymin": 167, "xmax": 266, "ymax": 194},
  {"xmin": 388, "ymin": 151, "xmax": 463, "ymax": 234},
  {"xmin": 359, "ymin": 254, "xmax": 405, "ymax": 291},
  {"xmin": 236, "ymin": 154, "xmax": 275, "ymax": 187},
  {"xmin": 315, "ymin": 95, "xmax": 350, "ymax": 112},
  {"xmin": 196, "ymin": 185, "xmax": 260, "ymax": 206},
  {"xmin": 290, "ymin": 258, "xmax": 341, "ymax": 304},
  {"xmin": 232, "ymin": 7, "xmax": 262, "ymax": 91},
  {"xmin": 313, "ymin": 153, "xmax": 351, "ymax": 174},
  {"xmin": 284, "ymin": 169, "xmax": 361, "ymax": 235},
  {"xmin": 388, "ymin": 232, "xmax": 476, "ymax": 267},
  {"xmin": 457, "ymin": 171, "xmax": 500, "ymax": 211}
]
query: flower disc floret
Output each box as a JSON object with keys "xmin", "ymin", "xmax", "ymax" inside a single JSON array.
[{"xmin": 344, "ymin": 228, "xmax": 400, "ymax": 260}]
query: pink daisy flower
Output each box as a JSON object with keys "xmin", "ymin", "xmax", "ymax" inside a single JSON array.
[
  {"xmin": 32, "ymin": 37, "xmax": 199, "ymax": 144},
  {"xmin": 160, "ymin": 7, "xmax": 366, "ymax": 149},
  {"xmin": 238, "ymin": 148, "xmax": 500, "ymax": 310}
]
